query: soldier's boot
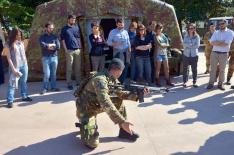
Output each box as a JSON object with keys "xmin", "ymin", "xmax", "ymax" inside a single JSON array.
[
  {"xmin": 83, "ymin": 132, "xmax": 99, "ymax": 149},
  {"xmin": 166, "ymin": 78, "xmax": 175, "ymax": 87},
  {"xmin": 118, "ymin": 128, "xmax": 139, "ymax": 142},
  {"xmin": 155, "ymin": 78, "xmax": 161, "ymax": 87},
  {"xmin": 79, "ymin": 116, "xmax": 99, "ymax": 149}
]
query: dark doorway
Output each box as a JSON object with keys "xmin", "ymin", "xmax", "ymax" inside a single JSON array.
[
  {"xmin": 100, "ymin": 19, "xmax": 116, "ymax": 65},
  {"xmin": 100, "ymin": 18, "xmax": 116, "ymax": 40}
]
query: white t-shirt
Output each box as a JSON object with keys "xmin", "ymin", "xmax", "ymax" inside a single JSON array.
[{"xmin": 210, "ymin": 28, "xmax": 234, "ymax": 53}]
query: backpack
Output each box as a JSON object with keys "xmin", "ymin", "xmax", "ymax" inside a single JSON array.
[{"xmin": 74, "ymin": 71, "xmax": 98, "ymax": 97}]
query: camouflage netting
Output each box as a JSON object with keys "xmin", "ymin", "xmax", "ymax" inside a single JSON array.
[{"xmin": 27, "ymin": 0, "xmax": 183, "ymax": 81}]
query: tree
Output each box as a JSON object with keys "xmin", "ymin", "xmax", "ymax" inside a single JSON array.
[
  {"xmin": 165, "ymin": 0, "xmax": 232, "ymax": 25},
  {"xmin": 0, "ymin": 0, "xmax": 51, "ymax": 31}
]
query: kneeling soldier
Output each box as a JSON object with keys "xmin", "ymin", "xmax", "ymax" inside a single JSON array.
[{"xmin": 74, "ymin": 58, "xmax": 146, "ymax": 149}]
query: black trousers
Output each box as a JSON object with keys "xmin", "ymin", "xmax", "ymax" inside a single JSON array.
[{"xmin": 183, "ymin": 55, "xmax": 198, "ymax": 83}]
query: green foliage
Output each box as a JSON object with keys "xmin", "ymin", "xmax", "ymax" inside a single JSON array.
[
  {"xmin": 0, "ymin": 0, "xmax": 51, "ymax": 32},
  {"xmin": 165, "ymin": 0, "xmax": 232, "ymax": 23}
]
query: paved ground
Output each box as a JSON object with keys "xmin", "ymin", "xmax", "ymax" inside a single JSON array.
[{"xmin": 0, "ymin": 50, "xmax": 234, "ymax": 155}]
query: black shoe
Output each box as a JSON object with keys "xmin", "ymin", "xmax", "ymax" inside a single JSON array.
[
  {"xmin": 118, "ymin": 128, "xmax": 139, "ymax": 142},
  {"xmin": 183, "ymin": 83, "xmax": 187, "ymax": 88},
  {"xmin": 193, "ymin": 82, "xmax": 198, "ymax": 88},
  {"xmin": 67, "ymin": 85, "xmax": 73, "ymax": 90},
  {"xmin": 51, "ymin": 88, "xmax": 60, "ymax": 92},
  {"xmin": 193, "ymin": 84, "xmax": 198, "ymax": 88},
  {"xmin": 231, "ymin": 85, "xmax": 234, "ymax": 89},
  {"xmin": 218, "ymin": 84, "xmax": 225, "ymax": 91},
  {"xmin": 7, "ymin": 102, "xmax": 13, "ymax": 108},
  {"xmin": 225, "ymin": 81, "xmax": 231, "ymax": 85},
  {"xmin": 206, "ymin": 84, "xmax": 214, "ymax": 89},
  {"xmin": 22, "ymin": 97, "xmax": 33, "ymax": 102},
  {"xmin": 166, "ymin": 81, "xmax": 175, "ymax": 87},
  {"xmin": 40, "ymin": 89, "xmax": 47, "ymax": 95},
  {"xmin": 204, "ymin": 70, "xmax": 209, "ymax": 74}
]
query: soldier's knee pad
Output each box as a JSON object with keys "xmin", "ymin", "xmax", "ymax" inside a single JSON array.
[{"xmin": 80, "ymin": 116, "xmax": 99, "ymax": 149}]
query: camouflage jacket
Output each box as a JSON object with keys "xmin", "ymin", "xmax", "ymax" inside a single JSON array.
[
  {"xmin": 203, "ymin": 31, "xmax": 213, "ymax": 51},
  {"xmin": 77, "ymin": 70, "xmax": 138, "ymax": 124},
  {"xmin": 228, "ymin": 24, "xmax": 234, "ymax": 53}
]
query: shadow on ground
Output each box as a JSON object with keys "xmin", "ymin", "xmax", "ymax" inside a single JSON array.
[
  {"xmin": 168, "ymin": 90, "xmax": 234, "ymax": 125},
  {"xmin": 138, "ymin": 82, "xmax": 208, "ymax": 108},
  {"xmin": 3, "ymin": 132, "xmax": 127, "ymax": 155},
  {"xmin": 171, "ymin": 131, "xmax": 234, "ymax": 155}
]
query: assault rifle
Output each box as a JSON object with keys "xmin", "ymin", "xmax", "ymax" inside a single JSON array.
[{"xmin": 108, "ymin": 82, "xmax": 175, "ymax": 103}]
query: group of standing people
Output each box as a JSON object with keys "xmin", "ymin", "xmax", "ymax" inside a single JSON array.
[
  {"xmin": 90, "ymin": 18, "xmax": 175, "ymax": 86},
  {"xmin": 204, "ymin": 18, "xmax": 234, "ymax": 90},
  {"xmin": 3, "ymin": 15, "xmax": 83, "ymax": 108},
  {"xmin": 3, "ymin": 14, "xmax": 234, "ymax": 109}
]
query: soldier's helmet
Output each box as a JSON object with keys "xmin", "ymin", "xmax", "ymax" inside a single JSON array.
[{"xmin": 108, "ymin": 58, "xmax": 125, "ymax": 70}]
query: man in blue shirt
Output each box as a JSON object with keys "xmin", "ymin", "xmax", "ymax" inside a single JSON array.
[
  {"xmin": 107, "ymin": 18, "xmax": 131, "ymax": 83},
  {"xmin": 39, "ymin": 21, "xmax": 60, "ymax": 94},
  {"xmin": 61, "ymin": 15, "xmax": 82, "ymax": 90}
]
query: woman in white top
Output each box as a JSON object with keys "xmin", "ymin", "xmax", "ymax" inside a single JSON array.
[{"xmin": 5, "ymin": 28, "xmax": 32, "ymax": 108}]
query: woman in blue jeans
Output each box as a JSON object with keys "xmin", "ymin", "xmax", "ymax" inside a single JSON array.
[
  {"xmin": 134, "ymin": 24, "xmax": 152, "ymax": 83},
  {"xmin": 182, "ymin": 23, "xmax": 200, "ymax": 88},
  {"xmin": 5, "ymin": 28, "xmax": 32, "ymax": 108}
]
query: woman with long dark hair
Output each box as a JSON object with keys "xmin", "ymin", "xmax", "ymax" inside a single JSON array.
[
  {"xmin": 5, "ymin": 28, "xmax": 32, "ymax": 108},
  {"xmin": 154, "ymin": 23, "xmax": 174, "ymax": 87},
  {"xmin": 89, "ymin": 22, "xmax": 106, "ymax": 72},
  {"xmin": 182, "ymin": 23, "xmax": 200, "ymax": 88}
]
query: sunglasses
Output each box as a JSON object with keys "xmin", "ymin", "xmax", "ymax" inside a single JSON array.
[
  {"xmin": 219, "ymin": 23, "xmax": 225, "ymax": 25},
  {"xmin": 139, "ymin": 29, "xmax": 145, "ymax": 31},
  {"xmin": 189, "ymin": 27, "xmax": 194, "ymax": 30}
]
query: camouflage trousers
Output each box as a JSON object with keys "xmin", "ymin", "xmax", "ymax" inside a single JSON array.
[
  {"xmin": 205, "ymin": 49, "xmax": 212, "ymax": 71},
  {"xmin": 227, "ymin": 55, "xmax": 234, "ymax": 82},
  {"xmin": 76, "ymin": 97, "xmax": 127, "ymax": 148}
]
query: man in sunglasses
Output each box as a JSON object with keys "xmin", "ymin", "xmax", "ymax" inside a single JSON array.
[{"xmin": 207, "ymin": 19, "xmax": 234, "ymax": 90}]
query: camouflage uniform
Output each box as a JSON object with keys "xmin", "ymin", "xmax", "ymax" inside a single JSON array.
[
  {"xmin": 74, "ymin": 70, "xmax": 138, "ymax": 148},
  {"xmin": 226, "ymin": 24, "xmax": 234, "ymax": 83},
  {"xmin": 204, "ymin": 30, "xmax": 220, "ymax": 77},
  {"xmin": 204, "ymin": 31, "xmax": 213, "ymax": 72}
]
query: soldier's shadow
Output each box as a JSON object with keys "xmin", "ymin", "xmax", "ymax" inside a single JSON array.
[
  {"xmin": 100, "ymin": 136, "xmax": 136, "ymax": 143},
  {"xmin": 3, "ymin": 132, "xmax": 91, "ymax": 155},
  {"xmin": 3, "ymin": 132, "xmax": 129, "ymax": 155}
]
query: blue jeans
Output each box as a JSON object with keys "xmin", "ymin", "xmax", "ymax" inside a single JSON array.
[
  {"xmin": 113, "ymin": 50, "xmax": 128, "ymax": 84},
  {"xmin": 150, "ymin": 57, "xmax": 155, "ymax": 83},
  {"xmin": 130, "ymin": 51, "xmax": 137, "ymax": 81},
  {"xmin": 7, "ymin": 64, "xmax": 28, "ymax": 103},
  {"xmin": 136, "ymin": 57, "xmax": 151, "ymax": 82},
  {"xmin": 42, "ymin": 56, "xmax": 58, "ymax": 90}
]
